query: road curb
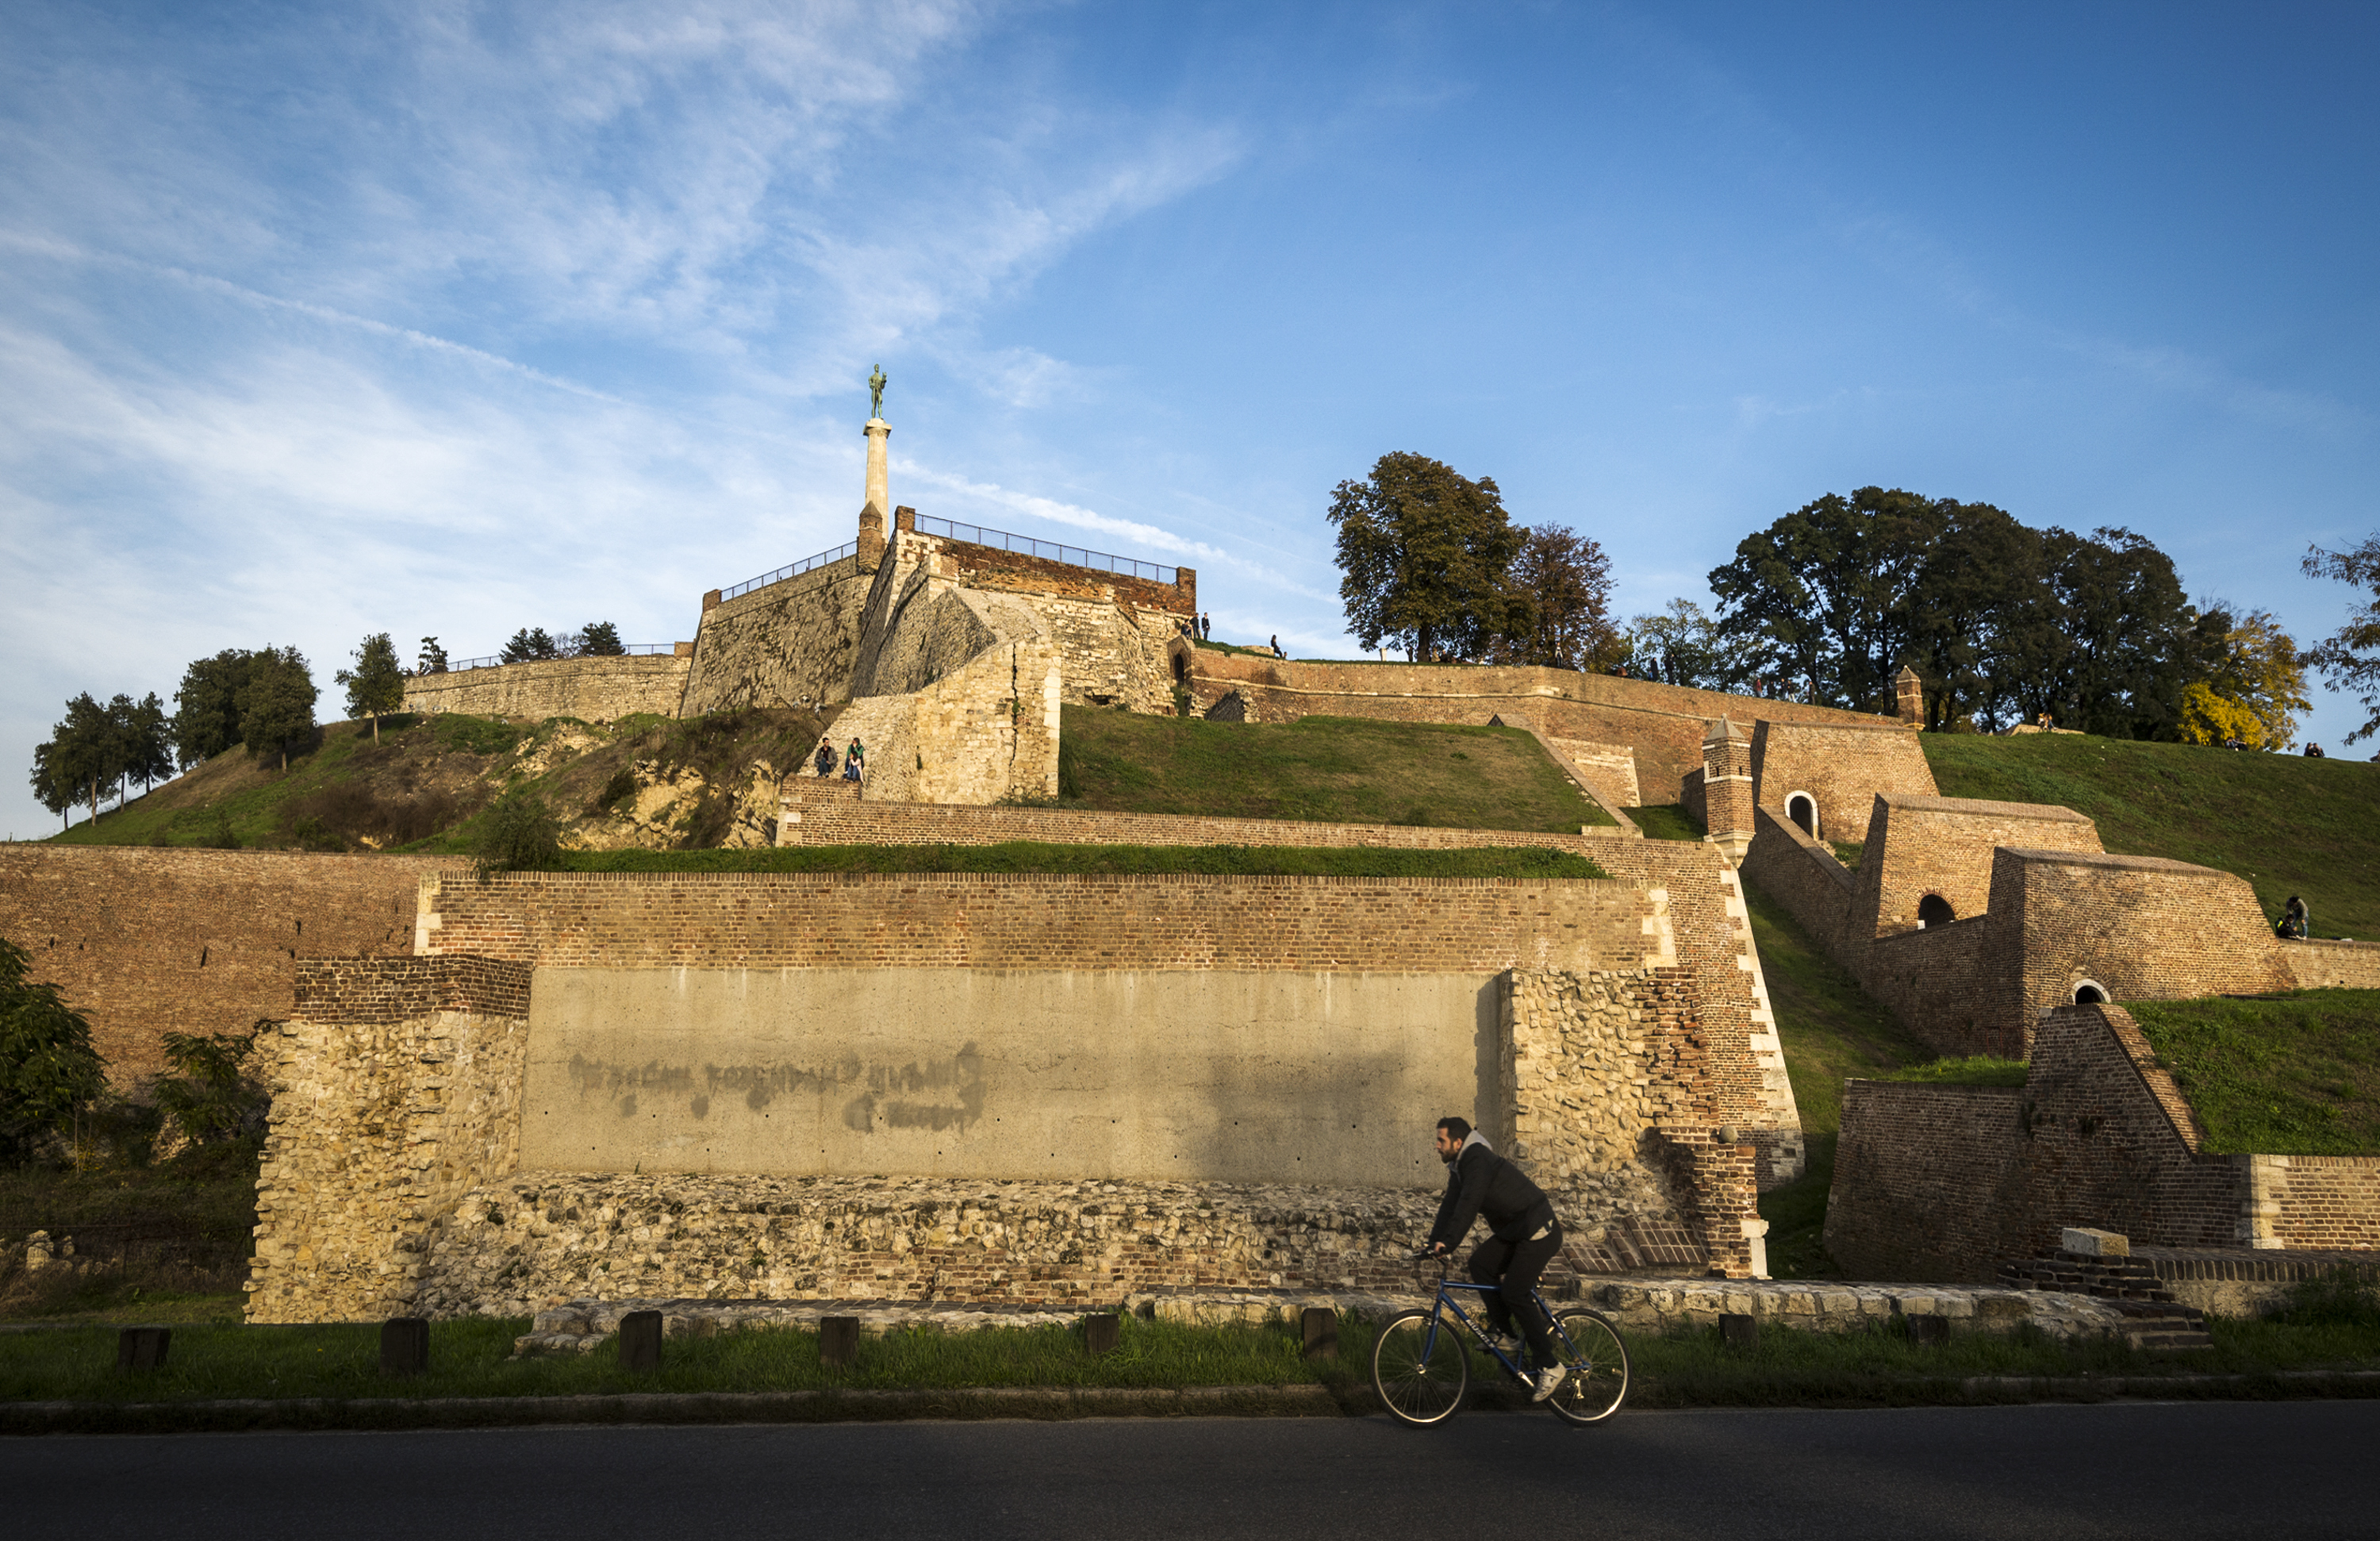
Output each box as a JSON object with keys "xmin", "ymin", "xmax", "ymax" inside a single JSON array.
[{"xmin": 0, "ymin": 1382, "xmax": 1351, "ymax": 1435}]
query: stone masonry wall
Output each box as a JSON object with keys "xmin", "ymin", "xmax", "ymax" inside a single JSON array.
[
  {"xmin": 1855, "ymin": 795, "xmax": 2101, "ymax": 938},
  {"xmin": 247, "ymin": 956, "xmax": 533, "ymax": 1323},
  {"xmin": 1740, "ymin": 805, "xmax": 1857, "ymax": 961},
  {"xmin": 401, "ymin": 653, "xmax": 693, "ymax": 723},
  {"xmin": 1863, "ymin": 916, "xmax": 2003, "ymax": 1057},
  {"xmin": 2001, "ymin": 849, "xmax": 2291, "ymax": 1035},
  {"xmin": 1177, "ymin": 651, "xmax": 1903, "ymax": 803},
  {"xmin": 1820, "ymin": 1004, "xmax": 2351, "ymax": 1282},
  {"xmin": 0, "ymin": 845, "xmax": 465, "ymax": 1088},
  {"xmin": 681, "ymin": 557, "xmax": 876, "ymax": 715},
  {"xmin": 2278, "ymin": 939, "xmax": 2380, "ymax": 990},
  {"xmin": 835, "ymin": 632, "xmax": 1061, "ymax": 805},
  {"xmin": 1749, "ymin": 720, "xmax": 1936, "ymax": 849}
]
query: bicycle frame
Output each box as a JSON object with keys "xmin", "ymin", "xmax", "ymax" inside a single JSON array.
[{"xmin": 1419, "ymin": 1275, "xmax": 1572, "ymax": 1383}]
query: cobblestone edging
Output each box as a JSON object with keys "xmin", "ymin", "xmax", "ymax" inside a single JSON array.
[{"xmin": 1580, "ymin": 1278, "xmax": 2141, "ymax": 1340}]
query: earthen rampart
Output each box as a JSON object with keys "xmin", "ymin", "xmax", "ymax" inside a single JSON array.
[
  {"xmin": 401, "ymin": 652, "xmax": 693, "ymax": 723},
  {"xmin": 0, "ymin": 844, "xmax": 465, "ymax": 1088},
  {"xmin": 1825, "ymin": 1003, "xmax": 2378, "ymax": 1281}
]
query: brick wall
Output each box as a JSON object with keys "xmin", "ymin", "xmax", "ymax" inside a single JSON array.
[
  {"xmin": 1740, "ymin": 805, "xmax": 1858, "ymax": 960},
  {"xmin": 1749, "ymin": 720, "xmax": 1936, "ymax": 847},
  {"xmin": 2279, "ymin": 939, "xmax": 2380, "ymax": 990},
  {"xmin": 1863, "ymin": 915, "xmax": 2004, "ymax": 1056},
  {"xmin": 1855, "ymin": 794, "xmax": 2100, "ymax": 938},
  {"xmin": 247, "ymin": 956, "xmax": 533, "ymax": 1322},
  {"xmin": 1177, "ymin": 651, "xmax": 1904, "ymax": 803},
  {"xmin": 681, "ymin": 556, "xmax": 875, "ymax": 715},
  {"xmin": 0, "ymin": 845, "xmax": 466, "ymax": 1088},
  {"xmin": 1820, "ymin": 1004, "xmax": 2375, "ymax": 1282},
  {"xmin": 1702, "ymin": 721, "xmax": 1755, "ymax": 840},
  {"xmin": 401, "ymin": 653, "xmax": 693, "ymax": 723},
  {"xmin": 2000, "ymin": 848, "xmax": 2291, "ymax": 1032}
]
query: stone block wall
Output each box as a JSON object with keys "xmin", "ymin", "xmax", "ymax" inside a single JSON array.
[
  {"xmin": 836, "ymin": 633, "xmax": 1062, "ymax": 805},
  {"xmin": 1749, "ymin": 720, "xmax": 1937, "ymax": 847},
  {"xmin": 2278, "ymin": 939, "xmax": 2380, "ymax": 990},
  {"xmin": 401, "ymin": 653, "xmax": 693, "ymax": 723},
  {"xmin": 1820, "ymin": 1004, "xmax": 2378, "ymax": 1282},
  {"xmin": 1998, "ymin": 848, "xmax": 2291, "ymax": 1026},
  {"xmin": 1856, "ymin": 794, "xmax": 2100, "ymax": 938},
  {"xmin": 680, "ymin": 557, "xmax": 875, "ymax": 715},
  {"xmin": 247, "ymin": 956, "xmax": 532, "ymax": 1322},
  {"xmin": 0, "ymin": 845, "xmax": 465, "ymax": 1088},
  {"xmin": 1739, "ymin": 805, "xmax": 1857, "ymax": 960}
]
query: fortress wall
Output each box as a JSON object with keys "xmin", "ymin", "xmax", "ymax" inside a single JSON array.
[
  {"xmin": 2248, "ymin": 1156, "xmax": 2380, "ymax": 1251},
  {"xmin": 1748, "ymin": 721, "xmax": 1935, "ymax": 848},
  {"xmin": 0, "ymin": 845, "xmax": 464, "ymax": 1088},
  {"xmin": 681, "ymin": 556, "xmax": 874, "ymax": 715},
  {"xmin": 933, "ymin": 535, "xmax": 1196, "ymax": 619},
  {"xmin": 401, "ymin": 654, "xmax": 693, "ymax": 723},
  {"xmin": 247, "ymin": 956, "xmax": 533, "ymax": 1323},
  {"xmin": 1825, "ymin": 1005, "xmax": 2281, "ymax": 1282},
  {"xmin": 775, "ymin": 780, "xmax": 1611, "ymax": 851},
  {"xmin": 1998, "ymin": 849, "xmax": 2290, "ymax": 1036},
  {"xmin": 1862, "ymin": 918, "xmax": 2006, "ymax": 1058},
  {"xmin": 1740, "ymin": 805, "xmax": 1858, "ymax": 961},
  {"xmin": 1176, "ymin": 651, "xmax": 1904, "ymax": 803},
  {"xmin": 1857, "ymin": 795, "xmax": 2100, "ymax": 938},
  {"xmin": 2278, "ymin": 939, "xmax": 2380, "ymax": 990},
  {"xmin": 831, "ymin": 635, "xmax": 1062, "ymax": 805}
]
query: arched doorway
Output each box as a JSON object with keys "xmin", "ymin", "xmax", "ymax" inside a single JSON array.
[
  {"xmin": 1786, "ymin": 793, "xmax": 1818, "ymax": 838},
  {"xmin": 2073, "ymin": 982, "xmax": 2108, "ymax": 1005},
  {"xmin": 1917, "ymin": 894, "xmax": 1956, "ymax": 928}
]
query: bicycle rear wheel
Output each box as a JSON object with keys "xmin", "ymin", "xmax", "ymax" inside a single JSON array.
[
  {"xmin": 1544, "ymin": 1309, "xmax": 1629, "ymax": 1424},
  {"xmin": 1372, "ymin": 1309, "xmax": 1469, "ymax": 1426}
]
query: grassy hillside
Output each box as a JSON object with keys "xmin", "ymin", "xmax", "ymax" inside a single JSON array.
[
  {"xmin": 1057, "ymin": 708, "xmax": 1613, "ymax": 832},
  {"xmin": 2128, "ymin": 990, "xmax": 2380, "ymax": 1155},
  {"xmin": 1922, "ymin": 732, "xmax": 2380, "ymax": 940}
]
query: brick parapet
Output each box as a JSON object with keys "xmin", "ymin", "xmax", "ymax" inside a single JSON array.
[
  {"xmin": 291, "ymin": 955, "xmax": 532, "ymax": 1024},
  {"xmin": 2278, "ymin": 938, "xmax": 2380, "ymax": 990},
  {"xmin": 0, "ymin": 844, "xmax": 466, "ymax": 1088}
]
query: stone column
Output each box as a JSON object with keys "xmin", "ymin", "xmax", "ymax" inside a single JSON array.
[
  {"xmin": 1702, "ymin": 716, "xmax": 1754, "ymax": 863},
  {"xmin": 858, "ymin": 417, "xmax": 890, "ymax": 571}
]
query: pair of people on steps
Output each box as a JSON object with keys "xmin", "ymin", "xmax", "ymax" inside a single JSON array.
[{"xmin": 1420, "ymin": 1116, "xmax": 1568, "ymax": 1404}]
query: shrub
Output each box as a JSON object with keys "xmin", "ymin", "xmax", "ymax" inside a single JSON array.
[
  {"xmin": 473, "ymin": 788, "xmax": 564, "ymax": 875},
  {"xmin": 152, "ymin": 1028, "xmax": 269, "ymax": 1151},
  {"xmin": 290, "ymin": 815, "xmax": 345, "ymax": 852},
  {"xmin": 2271, "ymin": 1269, "xmax": 2380, "ymax": 1329},
  {"xmin": 0, "ymin": 938, "xmax": 108, "ymax": 1163},
  {"xmin": 432, "ymin": 714, "xmax": 523, "ymax": 758}
]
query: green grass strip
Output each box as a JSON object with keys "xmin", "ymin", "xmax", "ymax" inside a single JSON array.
[{"xmin": 2126, "ymin": 990, "xmax": 2380, "ymax": 1155}]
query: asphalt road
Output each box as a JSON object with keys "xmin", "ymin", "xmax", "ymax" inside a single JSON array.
[{"xmin": 11, "ymin": 1401, "xmax": 2376, "ymax": 1540}]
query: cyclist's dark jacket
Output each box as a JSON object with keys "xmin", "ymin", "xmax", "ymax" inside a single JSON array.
[{"xmin": 1428, "ymin": 1139, "xmax": 1556, "ymax": 1251}]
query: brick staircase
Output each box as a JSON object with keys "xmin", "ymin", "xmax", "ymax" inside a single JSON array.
[{"xmin": 1996, "ymin": 1248, "xmax": 2213, "ymax": 1351}]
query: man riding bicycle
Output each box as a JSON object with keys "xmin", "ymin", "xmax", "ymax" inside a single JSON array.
[{"xmin": 1420, "ymin": 1116, "xmax": 1567, "ymax": 1402}]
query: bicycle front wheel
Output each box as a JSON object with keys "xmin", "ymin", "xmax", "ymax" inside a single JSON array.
[
  {"xmin": 1545, "ymin": 1309, "xmax": 1630, "ymax": 1424},
  {"xmin": 1371, "ymin": 1309, "xmax": 1469, "ymax": 1426}
]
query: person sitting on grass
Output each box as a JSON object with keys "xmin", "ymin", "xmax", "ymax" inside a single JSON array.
[{"xmin": 1418, "ymin": 1116, "xmax": 1568, "ymax": 1404}]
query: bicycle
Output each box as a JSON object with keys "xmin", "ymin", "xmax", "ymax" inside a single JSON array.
[{"xmin": 1370, "ymin": 1250, "xmax": 1629, "ymax": 1427}]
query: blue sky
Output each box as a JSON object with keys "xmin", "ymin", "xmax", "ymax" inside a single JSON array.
[{"xmin": 4, "ymin": 2, "xmax": 2376, "ymax": 836}]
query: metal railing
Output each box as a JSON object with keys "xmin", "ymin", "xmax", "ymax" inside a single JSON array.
[
  {"xmin": 718, "ymin": 542, "xmax": 860, "ymax": 602},
  {"xmin": 427, "ymin": 643, "xmax": 680, "ymax": 675},
  {"xmin": 912, "ymin": 515, "xmax": 1178, "ymax": 584}
]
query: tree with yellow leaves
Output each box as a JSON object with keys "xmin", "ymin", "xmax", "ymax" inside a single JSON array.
[{"xmin": 2177, "ymin": 605, "xmax": 2309, "ymax": 750}]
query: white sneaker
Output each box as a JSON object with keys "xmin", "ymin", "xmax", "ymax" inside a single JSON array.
[{"xmin": 1530, "ymin": 1363, "xmax": 1568, "ymax": 1403}]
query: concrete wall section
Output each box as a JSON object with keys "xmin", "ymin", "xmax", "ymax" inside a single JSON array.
[
  {"xmin": 519, "ymin": 967, "xmax": 1494, "ymax": 1188},
  {"xmin": 401, "ymin": 654, "xmax": 693, "ymax": 723},
  {"xmin": 680, "ymin": 558, "xmax": 874, "ymax": 715},
  {"xmin": 0, "ymin": 845, "xmax": 464, "ymax": 1088}
]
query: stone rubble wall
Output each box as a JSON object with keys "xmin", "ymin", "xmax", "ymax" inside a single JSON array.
[
  {"xmin": 401, "ymin": 653, "xmax": 693, "ymax": 723},
  {"xmin": 1583, "ymin": 1278, "xmax": 2138, "ymax": 1341},
  {"xmin": 0, "ymin": 845, "xmax": 464, "ymax": 1089},
  {"xmin": 246, "ymin": 956, "xmax": 533, "ymax": 1323},
  {"xmin": 680, "ymin": 557, "xmax": 875, "ymax": 716}
]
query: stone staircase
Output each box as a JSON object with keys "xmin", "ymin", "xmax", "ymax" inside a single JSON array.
[{"xmin": 1997, "ymin": 1228, "xmax": 2213, "ymax": 1351}]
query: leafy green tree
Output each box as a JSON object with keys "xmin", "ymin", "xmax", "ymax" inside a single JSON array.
[
  {"xmin": 0, "ymin": 936, "xmax": 108, "ymax": 1162},
  {"xmin": 35, "ymin": 694, "xmax": 115, "ymax": 822},
  {"xmin": 574, "ymin": 621, "xmax": 626, "ymax": 656},
  {"xmin": 1330, "ymin": 452, "xmax": 1525, "ymax": 663},
  {"xmin": 1904, "ymin": 503, "xmax": 2048, "ymax": 731},
  {"xmin": 2175, "ymin": 604, "xmax": 2309, "ymax": 750},
  {"xmin": 240, "ymin": 646, "xmax": 317, "ymax": 771},
  {"xmin": 152, "ymin": 1028, "xmax": 268, "ymax": 1150},
  {"xmin": 335, "ymin": 632, "xmax": 407, "ymax": 743},
  {"xmin": 472, "ymin": 787, "xmax": 564, "ymax": 875},
  {"xmin": 172, "ymin": 648, "xmax": 263, "ymax": 768},
  {"xmin": 2039, "ymin": 526, "xmax": 2208, "ymax": 739},
  {"xmin": 124, "ymin": 692, "xmax": 174, "ymax": 794},
  {"xmin": 1495, "ymin": 526, "xmax": 1618, "ymax": 671},
  {"xmin": 416, "ymin": 636, "xmax": 450, "ymax": 675},
  {"xmin": 500, "ymin": 628, "xmax": 562, "ymax": 663},
  {"xmin": 1622, "ymin": 599, "xmax": 1743, "ymax": 690},
  {"xmin": 2301, "ymin": 533, "xmax": 2380, "ymax": 743}
]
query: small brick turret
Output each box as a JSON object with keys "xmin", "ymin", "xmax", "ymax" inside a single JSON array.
[
  {"xmin": 1894, "ymin": 665, "xmax": 1924, "ymax": 725},
  {"xmin": 1702, "ymin": 716, "xmax": 1753, "ymax": 863}
]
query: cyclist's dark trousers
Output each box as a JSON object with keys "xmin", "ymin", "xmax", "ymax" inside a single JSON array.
[{"xmin": 1468, "ymin": 1222, "xmax": 1561, "ymax": 1362}]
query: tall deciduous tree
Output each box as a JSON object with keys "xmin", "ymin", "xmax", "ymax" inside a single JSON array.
[
  {"xmin": 172, "ymin": 649, "xmax": 263, "ymax": 768},
  {"xmin": 336, "ymin": 632, "xmax": 406, "ymax": 743},
  {"xmin": 2175, "ymin": 604, "xmax": 2309, "ymax": 750},
  {"xmin": 1497, "ymin": 526, "xmax": 1618, "ymax": 671},
  {"xmin": 1622, "ymin": 599, "xmax": 1743, "ymax": 691},
  {"xmin": 2040, "ymin": 525, "xmax": 2209, "ymax": 740},
  {"xmin": 2301, "ymin": 533, "xmax": 2380, "ymax": 744},
  {"xmin": 240, "ymin": 647, "xmax": 317, "ymax": 771},
  {"xmin": 1329, "ymin": 452, "xmax": 1525, "ymax": 664}
]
